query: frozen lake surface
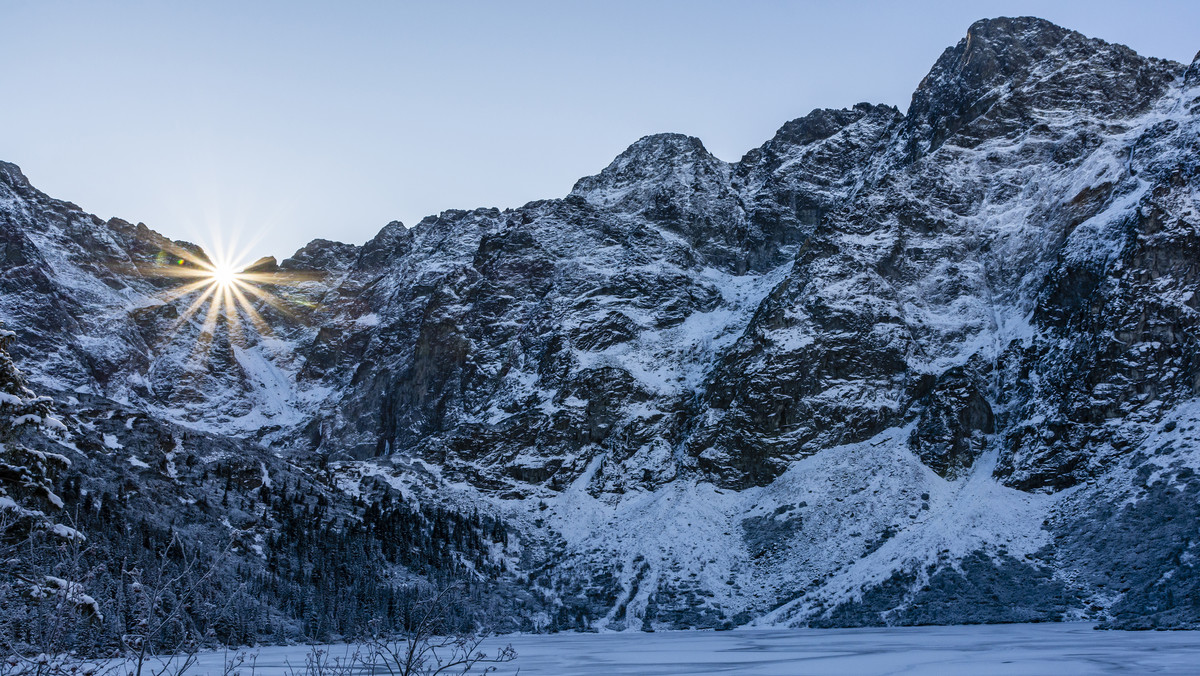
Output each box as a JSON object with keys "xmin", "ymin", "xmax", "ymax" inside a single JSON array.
[{"xmin": 176, "ymin": 623, "xmax": 1200, "ymax": 675}]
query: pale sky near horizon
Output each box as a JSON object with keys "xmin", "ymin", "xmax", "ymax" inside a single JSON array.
[{"xmin": 2, "ymin": 1, "xmax": 1198, "ymax": 265}]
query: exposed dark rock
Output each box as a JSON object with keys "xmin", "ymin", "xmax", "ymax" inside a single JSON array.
[
  {"xmin": 809, "ymin": 552, "xmax": 1070, "ymax": 627},
  {"xmin": 909, "ymin": 367, "xmax": 994, "ymax": 479},
  {"xmin": 281, "ymin": 238, "xmax": 358, "ymax": 272}
]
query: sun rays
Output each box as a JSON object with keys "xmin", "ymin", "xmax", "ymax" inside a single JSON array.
[{"xmin": 135, "ymin": 235, "xmax": 322, "ymax": 364}]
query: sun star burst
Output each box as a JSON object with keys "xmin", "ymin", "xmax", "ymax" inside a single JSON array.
[
  {"xmin": 211, "ymin": 265, "xmax": 240, "ymax": 288},
  {"xmin": 135, "ymin": 237, "xmax": 321, "ymax": 362}
]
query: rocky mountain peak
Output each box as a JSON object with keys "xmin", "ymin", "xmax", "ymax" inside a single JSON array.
[
  {"xmin": 0, "ymin": 161, "xmax": 44, "ymax": 205},
  {"xmin": 281, "ymin": 238, "xmax": 360, "ymax": 272},
  {"xmin": 569, "ymin": 133, "xmax": 729, "ymax": 211},
  {"xmin": 1186, "ymin": 50, "xmax": 1200, "ymax": 88},
  {"xmin": 563, "ymin": 132, "xmax": 755, "ymax": 270},
  {"xmin": 599, "ymin": 131, "xmax": 712, "ymax": 169},
  {"xmin": 355, "ymin": 220, "xmax": 412, "ymax": 269},
  {"xmin": 766, "ymin": 103, "xmax": 885, "ymax": 149},
  {"xmin": 242, "ymin": 256, "xmax": 279, "ymax": 273},
  {"xmin": 905, "ymin": 16, "xmax": 1179, "ymax": 158},
  {"xmin": 0, "ymin": 160, "xmax": 30, "ymax": 190},
  {"xmin": 965, "ymin": 16, "xmax": 1069, "ymax": 49},
  {"xmin": 948, "ymin": 16, "xmax": 1075, "ymax": 87},
  {"xmin": 737, "ymin": 102, "xmax": 899, "ymax": 181}
]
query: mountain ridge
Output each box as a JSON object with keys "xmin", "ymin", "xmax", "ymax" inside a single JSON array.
[{"xmin": 2, "ymin": 15, "xmax": 1200, "ymax": 636}]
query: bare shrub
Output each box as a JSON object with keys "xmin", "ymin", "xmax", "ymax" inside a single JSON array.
[{"xmin": 359, "ymin": 583, "xmax": 516, "ymax": 676}]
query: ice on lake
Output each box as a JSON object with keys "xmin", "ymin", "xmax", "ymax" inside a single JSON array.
[{"xmin": 175, "ymin": 623, "xmax": 1200, "ymax": 675}]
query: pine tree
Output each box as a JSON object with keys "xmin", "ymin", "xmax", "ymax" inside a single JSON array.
[
  {"xmin": 0, "ymin": 325, "xmax": 102, "ymax": 667},
  {"xmin": 0, "ymin": 325, "xmax": 76, "ymax": 542}
]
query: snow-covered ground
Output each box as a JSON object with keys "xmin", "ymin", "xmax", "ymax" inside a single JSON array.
[{"xmin": 145, "ymin": 624, "xmax": 1200, "ymax": 675}]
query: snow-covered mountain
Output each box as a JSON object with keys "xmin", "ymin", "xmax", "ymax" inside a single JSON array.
[{"xmin": 3, "ymin": 16, "xmax": 1200, "ymax": 632}]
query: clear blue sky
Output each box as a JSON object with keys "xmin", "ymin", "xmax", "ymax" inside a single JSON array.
[{"xmin": 2, "ymin": 1, "xmax": 1197, "ymax": 264}]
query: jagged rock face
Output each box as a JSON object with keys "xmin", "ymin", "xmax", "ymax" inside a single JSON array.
[
  {"xmin": 997, "ymin": 96, "xmax": 1200, "ymax": 490},
  {"xmin": 685, "ymin": 18, "xmax": 1190, "ymax": 491},
  {"xmin": 906, "ymin": 17, "xmax": 1177, "ymax": 159},
  {"xmin": 3, "ymin": 16, "xmax": 1200, "ymax": 631},
  {"xmin": 0, "ymin": 162, "xmax": 321, "ymax": 436},
  {"xmin": 571, "ymin": 134, "xmax": 766, "ymax": 273},
  {"xmin": 0, "ymin": 163, "xmax": 158, "ymax": 390},
  {"xmin": 908, "ymin": 365, "xmax": 995, "ymax": 479},
  {"xmin": 1186, "ymin": 51, "xmax": 1200, "ymax": 91},
  {"xmin": 296, "ymin": 198, "xmax": 763, "ymax": 496},
  {"xmin": 280, "ymin": 238, "xmax": 359, "ymax": 272}
]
